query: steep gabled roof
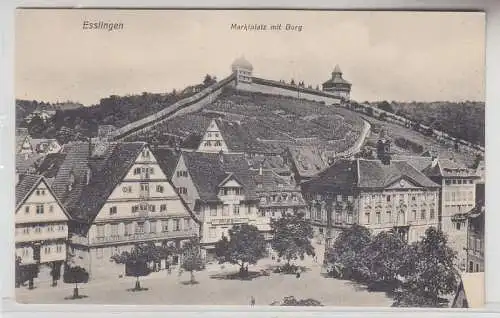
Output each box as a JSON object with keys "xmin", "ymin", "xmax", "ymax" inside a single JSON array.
[
  {"xmin": 253, "ymin": 169, "xmax": 298, "ymax": 193},
  {"xmin": 16, "ymin": 174, "xmax": 42, "ymax": 207},
  {"xmin": 35, "ymin": 153, "xmax": 67, "ymax": 179},
  {"xmin": 16, "ymin": 153, "xmax": 45, "ymax": 175},
  {"xmin": 392, "ymin": 155, "xmax": 432, "ymax": 172},
  {"xmin": 287, "ymin": 146, "xmax": 328, "ymax": 178},
  {"xmin": 182, "ymin": 151, "xmax": 257, "ymax": 201},
  {"xmin": 69, "ymin": 142, "xmax": 146, "ymax": 223},
  {"xmin": 153, "ymin": 148, "xmax": 181, "ymax": 180}
]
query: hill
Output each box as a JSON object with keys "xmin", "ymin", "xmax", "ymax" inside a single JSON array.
[{"xmin": 368, "ymin": 101, "xmax": 485, "ymax": 146}]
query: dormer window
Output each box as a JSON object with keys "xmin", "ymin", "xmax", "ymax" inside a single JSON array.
[{"xmin": 67, "ymin": 172, "xmax": 75, "ymax": 192}]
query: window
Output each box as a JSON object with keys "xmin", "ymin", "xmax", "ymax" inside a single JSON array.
[
  {"xmin": 346, "ymin": 210, "xmax": 353, "ymax": 224},
  {"xmin": 132, "ymin": 205, "xmax": 139, "ymax": 213},
  {"xmin": 209, "ymin": 227, "xmax": 216, "ymax": 238},
  {"xmin": 149, "ymin": 205, "xmax": 156, "ymax": 212},
  {"xmin": 150, "ymin": 221, "xmax": 157, "ymax": 233},
  {"xmin": 175, "ymin": 219, "xmax": 181, "ymax": 231},
  {"xmin": 36, "ymin": 205, "xmax": 44, "ymax": 214},
  {"xmin": 160, "ymin": 204, "xmax": 167, "ymax": 212},
  {"xmin": 452, "ymin": 179, "xmax": 457, "ymax": 185},
  {"xmin": 142, "ymin": 149, "xmax": 150, "ymax": 158},
  {"xmin": 25, "ymin": 206, "xmax": 29, "ymax": 214},
  {"xmin": 177, "ymin": 187, "xmax": 187, "ymax": 195},
  {"xmin": 58, "ymin": 224, "xmax": 65, "ymax": 231},
  {"xmin": 222, "ymin": 205, "xmax": 229, "ymax": 216},
  {"xmin": 347, "ymin": 196, "xmax": 353, "ymax": 202},
  {"xmin": 109, "ymin": 206, "xmax": 117, "ymax": 215},
  {"xmin": 456, "ymin": 222, "xmax": 461, "ymax": 231},
  {"xmin": 469, "ymin": 261, "xmax": 474, "ymax": 272},
  {"xmin": 49, "ymin": 205, "xmax": 54, "ymax": 213},
  {"xmin": 140, "ymin": 184, "xmax": 150, "ymax": 192},
  {"xmin": 23, "ymin": 227, "xmax": 29, "ymax": 234},
  {"xmin": 376, "ymin": 212, "xmax": 381, "ymax": 224},
  {"xmin": 204, "ymin": 141, "xmax": 211, "ymax": 147},
  {"xmin": 184, "ymin": 218, "xmax": 190, "ymax": 231},
  {"xmin": 96, "ymin": 225, "xmax": 105, "ymax": 238},
  {"xmin": 457, "ymin": 179, "xmax": 462, "ymax": 185},
  {"xmin": 412, "ymin": 210, "xmax": 417, "ymax": 220},
  {"xmin": 124, "ymin": 222, "xmax": 132, "ymax": 236},
  {"xmin": 47, "ymin": 225, "xmax": 54, "ymax": 232},
  {"xmin": 430, "ymin": 208, "xmax": 435, "ymax": 220},
  {"xmin": 156, "ymin": 185, "xmax": 164, "ymax": 193},
  {"xmin": 35, "ymin": 226, "xmax": 42, "ymax": 233},
  {"xmin": 149, "ymin": 167, "xmax": 154, "ymax": 175},
  {"xmin": 420, "ymin": 209, "xmax": 426, "ymax": 220},
  {"xmin": 134, "ymin": 167, "xmax": 141, "ymax": 175},
  {"xmin": 44, "ymin": 246, "xmax": 51, "ymax": 254},
  {"xmin": 386, "ymin": 210, "xmax": 392, "ymax": 223},
  {"xmin": 110, "ymin": 224, "xmax": 118, "ymax": 236},
  {"xmin": 365, "ymin": 212, "xmax": 371, "ymax": 224},
  {"xmin": 411, "ymin": 196, "xmax": 416, "ymax": 201},
  {"xmin": 336, "ymin": 195, "xmax": 342, "ymax": 202},
  {"xmin": 56, "ymin": 245, "xmax": 63, "ymax": 253},
  {"xmin": 210, "ymin": 207, "xmax": 217, "ymax": 216},
  {"xmin": 233, "ymin": 205, "xmax": 240, "ymax": 215},
  {"xmin": 162, "ymin": 220, "xmax": 169, "ymax": 232},
  {"xmin": 247, "ymin": 206, "xmax": 252, "ymax": 215},
  {"xmin": 387, "ymin": 196, "xmax": 391, "ymax": 202},
  {"xmin": 475, "ymin": 264, "xmax": 479, "ymax": 272},
  {"xmin": 136, "ymin": 222, "xmax": 144, "ymax": 233}
]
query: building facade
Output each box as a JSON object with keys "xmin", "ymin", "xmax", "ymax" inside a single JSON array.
[
  {"xmin": 301, "ymin": 159, "xmax": 440, "ymax": 247},
  {"xmin": 231, "ymin": 56, "xmax": 253, "ymax": 85},
  {"xmin": 197, "ymin": 119, "xmax": 230, "ymax": 153},
  {"xmin": 422, "ymin": 158, "xmax": 479, "ymax": 271},
  {"xmin": 15, "ymin": 175, "xmax": 69, "ymax": 284},
  {"xmin": 170, "ymin": 151, "xmax": 270, "ymax": 258},
  {"xmin": 52, "ymin": 142, "xmax": 198, "ymax": 279}
]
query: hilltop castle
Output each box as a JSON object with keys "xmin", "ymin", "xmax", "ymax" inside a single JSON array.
[{"xmin": 230, "ymin": 56, "xmax": 351, "ymax": 104}]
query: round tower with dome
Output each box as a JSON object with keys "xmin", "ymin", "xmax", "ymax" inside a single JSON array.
[{"xmin": 231, "ymin": 56, "xmax": 253, "ymax": 85}]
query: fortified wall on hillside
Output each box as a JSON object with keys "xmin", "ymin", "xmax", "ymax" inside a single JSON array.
[
  {"xmin": 109, "ymin": 57, "xmax": 351, "ymax": 141},
  {"xmin": 230, "ymin": 56, "xmax": 351, "ymax": 106}
]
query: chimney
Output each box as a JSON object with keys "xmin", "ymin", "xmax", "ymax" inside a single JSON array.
[
  {"xmin": 259, "ymin": 163, "xmax": 263, "ymax": 176},
  {"xmin": 431, "ymin": 157, "xmax": 439, "ymax": 168}
]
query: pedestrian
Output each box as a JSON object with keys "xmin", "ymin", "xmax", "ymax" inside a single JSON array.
[{"xmin": 250, "ymin": 296, "xmax": 256, "ymax": 306}]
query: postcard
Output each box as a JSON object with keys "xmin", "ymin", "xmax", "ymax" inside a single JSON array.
[{"xmin": 14, "ymin": 9, "xmax": 485, "ymax": 308}]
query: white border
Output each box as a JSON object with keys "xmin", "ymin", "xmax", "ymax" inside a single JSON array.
[{"xmin": 1, "ymin": 0, "xmax": 499, "ymax": 317}]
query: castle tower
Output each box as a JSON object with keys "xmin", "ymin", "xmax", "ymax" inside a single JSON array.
[
  {"xmin": 322, "ymin": 64, "xmax": 352, "ymax": 100},
  {"xmin": 231, "ymin": 56, "xmax": 253, "ymax": 86},
  {"xmin": 197, "ymin": 119, "xmax": 229, "ymax": 153}
]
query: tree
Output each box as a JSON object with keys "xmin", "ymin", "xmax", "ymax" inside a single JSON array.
[
  {"xmin": 203, "ymin": 74, "xmax": 216, "ymax": 86},
  {"xmin": 111, "ymin": 243, "xmax": 163, "ymax": 291},
  {"xmin": 215, "ymin": 224, "xmax": 267, "ymax": 277},
  {"xmin": 394, "ymin": 227, "xmax": 458, "ymax": 307},
  {"xmin": 63, "ymin": 265, "xmax": 89, "ymax": 299},
  {"xmin": 180, "ymin": 238, "xmax": 204, "ymax": 284},
  {"xmin": 271, "ymin": 213, "xmax": 315, "ymax": 269},
  {"xmin": 379, "ymin": 112, "xmax": 387, "ymax": 121},
  {"xmin": 366, "ymin": 107, "xmax": 374, "ymax": 117},
  {"xmin": 378, "ymin": 101, "xmax": 394, "ymax": 113},
  {"xmin": 365, "ymin": 231, "xmax": 409, "ymax": 289},
  {"xmin": 290, "ymin": 79, "xmax": 296, "ymax": 86},
  {"xmin": 276, "ymin": 296, "xmax": 323, "ymax": 306},
  {"xmin": 326, "ymin": 224, "xmax": 372, "ymax": 281}
]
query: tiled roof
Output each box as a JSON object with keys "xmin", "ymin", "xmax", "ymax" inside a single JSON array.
[
  {"xmin": 301, "ymin": 159, "xmax": 356, "ymax": 193},
  {"xmin": 357, "ymin": 159, "xmax": 440, "ymax": 189},
  {"xmin": 423, "ymin": 158, "xmax": 478, "ymax": 178},
  {"xmin": 182, "ymin": 151, "xmax": 257, "ymax": 201},
  {"xmin": 153, "ymin": 148, "xmax": 181, "ymax": 180},
  {"xmin": 16, "ymin": 134, "xmax": 30, "ymax": 153},
  {"xmin": 391, "ymin": 155, "xmax": 432, "ymax": 172},
  {"xmin": 302, "ymin": 159, "xmax": 439, "ymax": 193},
  {"xmin": 287, "ymin": 146, "xmax": 328, "ymax": 178},
  {"xmin": 15, "ymin": 174, "xmax": 42, "ymax": 207},
  {"xmin": 16, "ymin": 153, "xmax": 45, "ymax": 175},
  {"xmin": 36, "ymin": 153, "xmax": 67, "ymax": 179},
  {"xmin": 253, "ymin": 169, "xmax": 298, "ymax": 193},
  {"xmin": 69, "ymin": 142, "xmax": 146, "ymax": 223}
]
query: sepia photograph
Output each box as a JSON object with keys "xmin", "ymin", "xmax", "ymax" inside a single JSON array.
[{"xmin": 14, "ymin": 9, "xmax": 485, "ymax": 308}]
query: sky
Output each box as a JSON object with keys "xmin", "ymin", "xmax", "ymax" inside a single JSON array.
[{"xmin": 15, "ymin": 10, "xmax": 485, "ymax": 105}]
